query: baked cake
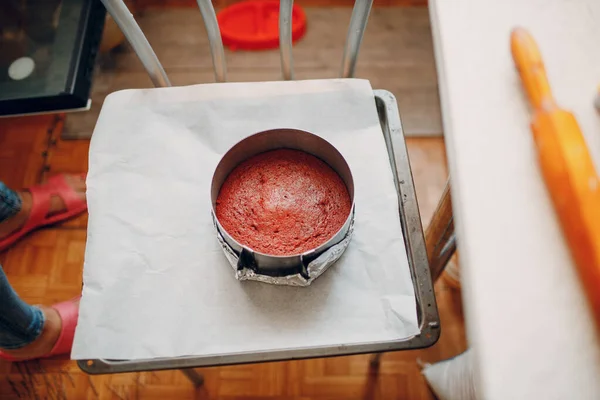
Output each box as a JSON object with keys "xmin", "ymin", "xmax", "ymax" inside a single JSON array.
[{"xmin": 216, "ymin": 149, "xmax": 352, "ymax": 256}]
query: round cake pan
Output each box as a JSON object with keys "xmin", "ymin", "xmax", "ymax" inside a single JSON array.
[{"xmin": 211, "ymin": 128, "xmax": 355, "ymax": 283}]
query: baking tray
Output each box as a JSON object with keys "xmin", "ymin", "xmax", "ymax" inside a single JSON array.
[{"xmin": 78, "ymin": 89, "xmax": 440, "ymax": 374}]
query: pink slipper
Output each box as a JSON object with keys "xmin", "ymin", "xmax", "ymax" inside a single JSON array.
[
  {"xmin": 0, "ymin": 297, "xmax": 80, "ymax": 361},
  {"xmin": 0, "ymin": 174, "xmax": 87, "ymax": 252}
]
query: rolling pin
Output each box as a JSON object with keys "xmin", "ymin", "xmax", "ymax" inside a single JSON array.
[{"xmin": 511, "ymin": 28, "xmax": 600, "ymax": 322}]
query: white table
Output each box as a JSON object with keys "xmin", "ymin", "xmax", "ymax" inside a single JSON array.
[{"xmin": 429, "ymin": 1, "xmax": 600, "ymax": 399}]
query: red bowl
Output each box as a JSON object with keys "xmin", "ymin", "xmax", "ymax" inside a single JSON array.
[{"xmin": 217, "ymin": 0, "xmax": 307, "ymax": 51}]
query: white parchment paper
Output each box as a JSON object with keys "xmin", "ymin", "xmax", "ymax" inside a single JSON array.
[{"xmin": 72, "ymin": 79, "xmax": 419, "ymax": 360}]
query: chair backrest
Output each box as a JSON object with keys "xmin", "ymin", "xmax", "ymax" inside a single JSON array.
[{"xmin": 100, "ymin": 0, "xmax": 373, "ymax": 88}]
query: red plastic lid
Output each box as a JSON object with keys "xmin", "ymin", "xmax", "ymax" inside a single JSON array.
[{"xmin": 217, "ymin": 0, "xmax": 307, "ymax": 51}]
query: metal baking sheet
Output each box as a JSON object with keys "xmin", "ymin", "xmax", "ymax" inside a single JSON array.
[{"xmin": 78, "ymin": 89, "xmax": 440, "ymax": 374}]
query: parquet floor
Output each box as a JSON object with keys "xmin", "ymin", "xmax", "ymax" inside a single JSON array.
[{"xmin": 0, "ymin": 115, "xmax": 464, "ymax": 400}]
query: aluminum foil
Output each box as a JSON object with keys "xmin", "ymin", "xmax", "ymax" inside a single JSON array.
[{"xmin": 214, "ymin": 217, "xmax": 355, "ymax": 287}]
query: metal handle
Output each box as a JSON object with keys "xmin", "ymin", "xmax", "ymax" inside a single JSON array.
[
  {"xmin": 196, "ymin": 0, "xmax": 227, "ymax": 82},
  {"xmin": 341, "ymin": 0, "xmax": 373, "ymax": 78},
  {"xmin": 99, "ymin": 0, "xmax": 170, "ymax": 88},
  {"xmin": 279, "ymin": 0, "xmax": 294, "ymax": 80}
]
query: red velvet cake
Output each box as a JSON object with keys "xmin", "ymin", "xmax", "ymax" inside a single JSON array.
[{"xmin": 215, "ymin": 149, "xmax": 352, "ymax": 256}]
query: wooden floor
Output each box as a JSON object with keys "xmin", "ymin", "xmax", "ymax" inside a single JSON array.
[
  {"xmin": 0, "ymin": 6, "xmax": 464, "ymax": 399},
  {"xmin": 63, "ymin": 7, "xmax": 441, "ymax": 139},
  {"xmin": 0, "ymin": 120, "xmax": 463, "ymax": 400}
]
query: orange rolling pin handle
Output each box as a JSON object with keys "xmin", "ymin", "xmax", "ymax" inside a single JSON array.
[
  {"xmin": 511, "ymin": 27, "xmax": 600, "ymax": 323},
  {"xmin": 510, "ymin": 27, "xmax": 554, "ymax": 109}
]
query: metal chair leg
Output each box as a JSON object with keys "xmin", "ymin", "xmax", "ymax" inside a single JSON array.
[
  {"xmin": 195, "ymin": 0, "xmax": 227, "ymax": 82},
  {"xmin": 100, "ymin": 0, "xmax": 170, "ymax": 88},
  {"xmin": 279, "ymin": 0, "xmax": 294, "ymax": 80},
  {"xmin": 340, "ymin": 0, "xmax": 374, "ymax": 78},
  {"xmin": 180, "ymin": 368, "xmax": 204, "ymax": 387},
  {"xmin": 101, "ymin": 0, "xmax": 226, "ymax": 86},
  {"xmin": 425, "ymin": 180, "xmax": 456, "ymax": 282}
]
